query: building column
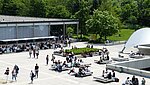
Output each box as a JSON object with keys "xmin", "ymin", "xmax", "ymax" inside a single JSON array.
[
  {"xmin": 48, "ymin": 23, "xmax": 51, "ymax": 36},
  {"xmin": 63, "ymin": 23, "xmax": 66, "ymax": 41},
  {"xmin": 33, "ymin": 23, "xmax": 35, "ymax": 37},
  {"xmin": 16, "ymin": 24, "xmax": 18, "ymax": 39}
]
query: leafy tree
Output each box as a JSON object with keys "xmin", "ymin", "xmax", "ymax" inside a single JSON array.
[
  {"xmin": 1, "ymin": 0, "xmax": 30, "ymax": 16},
  {"xmin": 0, "ymin": 0, "xmax": 3, "ymax": 14},
  {"xmin": 66, "ymin": 0, "xmax": 80, "ymax": 15},
  {"xmin": 72, "ymin": 0, "xmax": 91, "ymax": 37},
  {"xmin": 29, "ymin": 0, "xmax": 47, "ymax": 17},
  {"xmin": 47, "ymin": 5, "xmax": 70, "ymax": 18},
  {"xmin": 86, "ymin": 10, "xmax": 120, "ymax": 41},
  {"xmin": 67, "ymin": 27, "xmax": 74, "ymax": 37},
  {"xmin": 137, "ymin": 0, "xmax": 150, "ymax": 27},
  {"xmin": 120, "ymin": 0, "xmax": 139, "ymax": 29}
]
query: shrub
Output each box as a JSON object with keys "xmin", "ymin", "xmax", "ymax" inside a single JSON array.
[{"xmin": 65, "ymin": 48, "xmax": 99, "ymax": 55}]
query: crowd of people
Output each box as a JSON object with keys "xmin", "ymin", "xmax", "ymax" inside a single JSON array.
[
  {"xmin": 123, "ymin": 76, "xmax": 146, "ymax": 85},
  {"xmin": 0, "ymin": 40, "xmax": 62, "ymax": 55}
]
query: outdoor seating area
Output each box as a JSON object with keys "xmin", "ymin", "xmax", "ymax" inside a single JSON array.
[
  {"xmin": 93, "ymin": 69, "xmax": 119, "ymax": 83},
  {"xmin": 0, "ymin": 41, "xmax": 149, "ymax": 85}
]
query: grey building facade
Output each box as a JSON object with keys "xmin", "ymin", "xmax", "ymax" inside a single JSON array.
[{"xmin": 0, "ymin": 15, "xmax": 79, "ymax": 41}]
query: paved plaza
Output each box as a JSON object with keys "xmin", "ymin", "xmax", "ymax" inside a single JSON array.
[{"xmin": 0, "ymin": 42, "xmax": 149, "ymax": 85}]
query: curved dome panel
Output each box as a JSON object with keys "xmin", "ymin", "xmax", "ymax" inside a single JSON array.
[{"xmin": 125, "ymin": 28, "xmax": 150, "ymax": 48}]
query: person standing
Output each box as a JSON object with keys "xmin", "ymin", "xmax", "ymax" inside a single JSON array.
[
  {"xmin": 4, "ymin": 67, "xmax": 9, "ymax": 83},
  {"xmin": 33, "ymin": 49, "xmax": 35, "ymax": 58},
  {"xmin": 35, "ymin": 49, "xmax": 39, "ymax": 59},
  {"xmin": 46, "ymin": 55, "xmax": 49, "ymax": 65},
  {"xmin": 141, "ymin": 78, "xmax": 146, "ymax": 85},
  {"xmin": 30, "ymin": 70, "xmax": 35, "ymax": 84},
  {"xmin": 29, "ymin": 48, "xmax": 32, "ymax": 58},
  {"xmin": 35, "ymin": 64, "xmax": 39, "ymax": 78}
]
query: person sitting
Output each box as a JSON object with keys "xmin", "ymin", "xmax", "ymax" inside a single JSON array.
[
  {"xmin": 104, "ymin": 69, "xmax": 108, "ymax": 78},
  {"xmin": 62, "ymin": 61, "xmax": 68, "ymax": 67},
  {"xmin": 68, "ymin": 67, "xmax": 75, "ymax": 74},
  {"xmin": 107, "ymin": 72, "xmax": 112, "ymax": 79},
  {"xmin": 124, "ymin": 77, "xmax": 131, "ymax": 85},
  {"xmin": 57, "ymin": 61, "xmax": 62, "ymax": 72},
  {"xmin": 130, "ymin": 51, "xmax": 135, "ymax": 56},
  {"xmin": 112, "ymin": 70, "xmax": 115, "ymax": 77},
  {"xmin": 84, "ymin": 67, "xmax": 90, "ymax": 72},
  {"xmin": 60, "ymin": 47, "xmax": 64, "ymax": 53},
  {"xmin": 78, "ymin": 67, "xmax": 85, "ymax": 76}
]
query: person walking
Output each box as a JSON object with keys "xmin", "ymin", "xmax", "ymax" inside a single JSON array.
[
  {"xmin": 12, "ymin": 69, "xmax": 17, "ymax": 81},
  {"xmin": 4, "ymin": 67, "xmax": 9, "ymax": 83},
  {"xmin": 46, "ymin": 55, "xmax": 49, "ymax": 65},
  {"xmin": 34, "ymin": 64, "xmax": 39, "ymax": 78},
  {"xmin": 13, "ymin": 65, "xmax": 19, "ymax": 77},
  {"xmin": 30, "ymin": 70, "xmax": 35, "ymax": 84}
]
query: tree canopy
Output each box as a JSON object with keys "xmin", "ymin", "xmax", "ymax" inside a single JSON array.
[{"xmin": 86, "ymin": 10, "xmax": 120, "ymax": 40}]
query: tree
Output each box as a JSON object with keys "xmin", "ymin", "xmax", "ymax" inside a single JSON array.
[
  {"xmin": 86, "ymin": 10, "xmax": 120, "ymax": 41},
  {"xmin": 0, "ymin": 0, "xmax": 3, "ymax": 14},
  {"xmin": 137, "ymin": 0, "xmax": 150, "ymax": 27},
  {"xmin": 120, "ymin": 0, "xmax": 139, "ymax": 29},
  {"xmin": 29, "ymin": 0, "xmax": 47, "ymax": 17},
  {"xmin": 47, "ymin": 5, "xmax": 70, "ymax": 18},
  {"xmin": 67, "ymin": 27, "xmax": 74, "ymax": 37},
  {"xmin": 72, "ymin": 0, "xmax": 91, "ymax": 37},
  {"xmin": 1, "ymin": 0, "xmax": 30, "ymax": 16}
]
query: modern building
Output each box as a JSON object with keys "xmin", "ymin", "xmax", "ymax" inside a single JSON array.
[{"xmin": 0, "ymin": 15, "xmax": 79, "ymax": 42}]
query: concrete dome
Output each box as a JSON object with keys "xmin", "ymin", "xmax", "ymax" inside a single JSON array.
[{"xmin": 125, "ymin": 27, "xmax": 150, "ymax": 48}]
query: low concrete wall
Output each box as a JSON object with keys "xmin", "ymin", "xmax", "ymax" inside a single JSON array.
[
  {"xmin": 115, "ymin": 58, "xmax": 150, "ymax": 69},
  {"xmin": 105, "ymin": 41, "xmax": 126, "ymax": 46},
  {"xmin": 106, "ymin": 58, "xmax": 150, "ymax": 78}
]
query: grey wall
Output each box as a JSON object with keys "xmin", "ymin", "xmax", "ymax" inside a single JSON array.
[
  {"xmin": 34, "ymin": 25, "xmax": 49, "ymax": 37},
  {"xmin": 115, "ymin": 58, "xmax": 150, "ymax": 69},
  {"xmin": 0, "ymin": 24, "xmax": 50, "ymax": 40},
  {"xmin": 0, "ymin": 26, "xmax": 16, "ymax": 40},
  {"xmin": 18, "ymin": 26, "xmax": 34, "ymax": 38}
]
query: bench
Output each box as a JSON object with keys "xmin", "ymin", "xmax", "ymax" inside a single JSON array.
[
  {"xmin": 111, "ymin": 57, "xmax": 129, "ymax": 61},
  {"xmin": 93, "ymin": 76, "xmax": 113, "ymax": 83},
  {"xmin": 94, "ymin": 60, "xmax": 112, "ymax": 64}
]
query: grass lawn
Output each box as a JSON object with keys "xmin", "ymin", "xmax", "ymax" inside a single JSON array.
[
  {"xmin": 108, "ymin": 29, "xmax": 135, "ymax": 41},
  {"xmin": 72, "ymin": 29, "xmax": 135, "ymax": 41}
]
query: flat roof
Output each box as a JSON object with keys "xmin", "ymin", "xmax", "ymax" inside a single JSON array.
[{"xmin": 0, "ymin": 15, "xmax": 78, "ymax": 24}]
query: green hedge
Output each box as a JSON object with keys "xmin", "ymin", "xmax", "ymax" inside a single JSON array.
[{"xmin": 65, "ymin": 48, "xmax": 99, "ymax": 55}]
